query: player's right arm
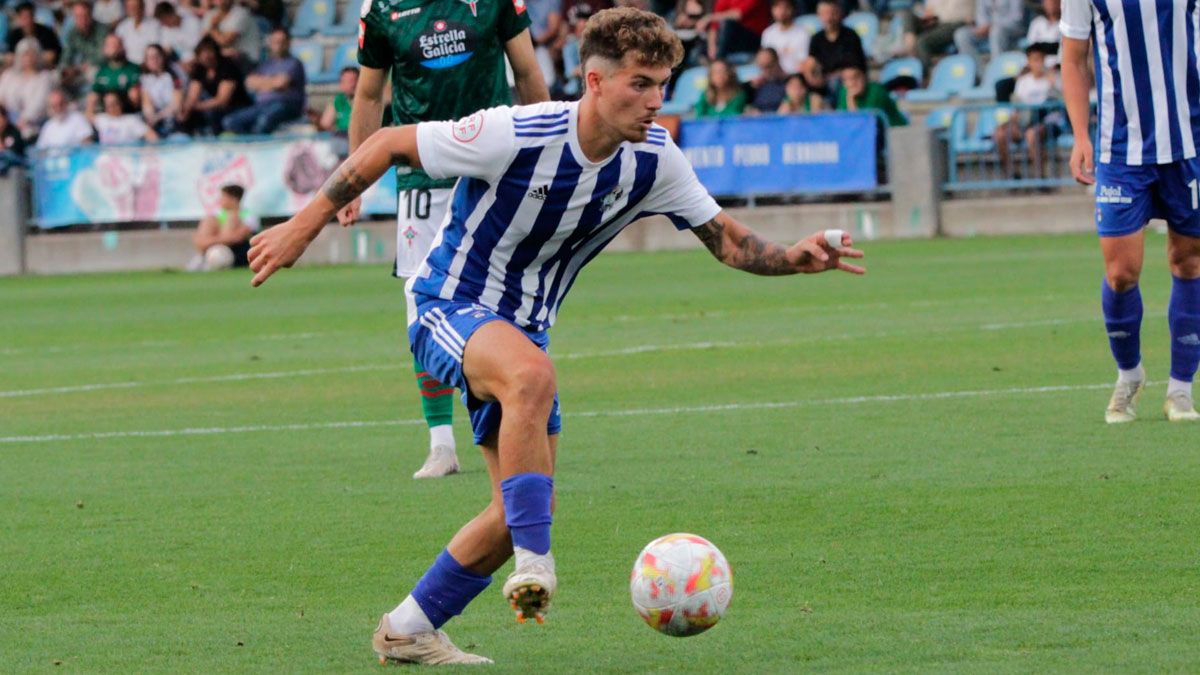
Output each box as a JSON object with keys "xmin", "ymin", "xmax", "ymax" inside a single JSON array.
[
  {"xmin": 337, "ymin": 64, "xmax": 389, "ymax": 226},
  {"xmin": 692, "ymin": 212, "xmax": 865, "ymax": 276},
  {"xmin": 1059, "ymin": 0, "xmax": 1094, "ymax": 185},
  {"xmin": 250, "ymin": 125, "xmax": 423, "ymax": 286}
]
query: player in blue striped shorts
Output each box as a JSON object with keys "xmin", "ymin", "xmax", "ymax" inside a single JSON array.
[
  {"xmin": 1062, "ymin": 0, "xmax": 1200, "ymax": 423},
  {"xmin": 247, "ymin": 7, "xmax": 865, "ymax": 666}
]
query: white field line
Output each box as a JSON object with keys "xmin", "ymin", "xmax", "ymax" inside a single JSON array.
[
  {"xmin": 0, "ymin": 380, "xmax": 1124, "ymax": 444},
  {"xmin": 0, "ymin": 331, "xmax": 330, "ymax": 357}
]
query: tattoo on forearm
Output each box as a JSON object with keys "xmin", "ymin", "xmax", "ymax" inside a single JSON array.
[
  {"xmin": 693, "ymin": 217, "xmax": 792, "ymax": 275},
  {"xmin": 320, "ymin": 161, "xmax": 373, "ymax": 209}
]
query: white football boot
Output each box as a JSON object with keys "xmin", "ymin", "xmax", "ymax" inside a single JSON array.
[
  {"xmin": 1164, "ymin": 391, "xmax": 1200, "ymax": 422},
  {"xmin": 371, "ymin": 615, "xmax": 492, "ymax": 666},
  {"xmin": 413, "ymin": 444, "xmax": 460, "ymax": 479},
  {"xmin": 502, "ymin": 548, "xmax": 556, "ymax": 624},
  {"xmin": 1105, "ymin": 378, "xmax": 1144, "ymax": 424}
]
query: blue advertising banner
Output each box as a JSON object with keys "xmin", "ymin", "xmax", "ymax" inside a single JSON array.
[
  {"xmin": 32, "ymin": 136, "xmax": 399, "ymax": 228},
  {"xmin": 678, "ymin": 112, "xmax": 879, "ymax": 196}
]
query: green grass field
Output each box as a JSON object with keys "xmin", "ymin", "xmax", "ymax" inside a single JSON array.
[{"xmin": 3, "ymin": 233, "xmax": 1199, "ymax": 673}]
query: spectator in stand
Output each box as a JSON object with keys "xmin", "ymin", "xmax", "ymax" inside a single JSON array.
[
  {"xmin": 93, "ymin": 0, "xmax": 127, "ymax": 27},
  {"xmin": 154, "ymin": 1, "xmax": 202, "ymax": 68},
  {"xmin": 114, "ymin": 0, "xmax": 162, "ymax": 65},
  {"xmin": 88, "ymin": 33, "xmax": 142, "ymax": 119},
  {"xmin": 4, "ymin": 2, "xmax": 63, "ymax": 68},
  {"xmin": 525, "ymin": 0, "xmax": 563, "ymax": 91},
  {"xmin": 749, "ymin": 46, "xmax": 788, "ymax": 112},
  {"xmin": 188, "ymin": 183, "xmax": 260, "ymax": 272},
  {"xmin": 760, "ymin": 0, "xmax": 809, "ymax": 74},
  {"xmin": 695, "ymin": 58, "xmax": 747, "ymax": 117},
  {"xmin": 1024, "ymin": 0, "xmax": 1060, "ymax": 67},
  {"xmin": 801, "ymin": 0, "xmax": 865, "ymax": 95},
  {"xmin": 140, "ymin": 43, "xmax": 183, "ymax": 136},
  {"xmin": 0, "ymin": 38, "xmax": 57, "ymax": 140},
  {"xmin": 558, "ymin": 0, "xmax": 597, "ymax": 98},
  {"xmin": 671, "ymin": 0, "xmax": 709, "ymax": 66},
  {"xmin": 222, "ymin": 27, "xmax": 304, "ymax": 135},
  {"xmin": 319, "ymin": 66, "xmax": 357, "ymax": 134},
  {"xmin": 240, "ymin": 0, "xmax": 287, "ymax": 29},
  {"xmin": 698, "ymin": 0, "xmax": 770, "ymax": 61},
  {"xmin": 836, "ymin": 64, "xmax": 907, "ymax": 126},
  {"xmin": 993, "ymin": 44, "xmax": 1061, "ymax": 179},
  {"xmin": 62, "ymin": 0, "xmax": 111, "ymax": 96},
  {"xmin": 203, "ymin": 0, "xmax": 262, "ymax": 68},
  {"xmin": 0, "ymin": 105, "xmax": 28, "ymax": 176},
  {"xmin": 178, "ymin": 36, "xmax": 251, "ymax": 135},
  {"xmin": 95, "ymin": 90, "xmax": 159, "ymax": 143},
  {"xmin": 778, "ymin": 72, "xmax": 823, "ymax": 112},
  {"xmin": 904, "ymin": 0, "xmax": 974, "ymax": 71},
  {"xmin": 37, "ymin": 88, "xmax": 96, "ymax": 148},
  {"xmin": 953, "ymin": 0, "xmax": 1024, "ymax": 61}
]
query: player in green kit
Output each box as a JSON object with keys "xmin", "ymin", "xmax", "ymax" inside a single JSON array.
[{"xmin": 339, "ymin": 0, "xmax": 549, "ymax": 478}]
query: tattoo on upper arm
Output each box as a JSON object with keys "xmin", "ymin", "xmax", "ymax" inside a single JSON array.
[
  {"xmin": 692, "ymin": 217, "xmax": 726, "ymax": 258},
  {"xmin": 321, "ymin": 161, "xmax": 373, "ymax": 209}
]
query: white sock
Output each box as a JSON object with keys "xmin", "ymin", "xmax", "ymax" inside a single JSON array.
[
  {"xmin": 1168, "ymin": 377, "xmax": 1193, "ymax": 398},
  {"xmin": 387, "ymin": 595, "xmax": 435, "ymax": 636},
  {"xmin": 429, "ymin": 425, "xmax": 455, "ymax": 450},
  {"xmin": 1118, "ymin": 363, "xmax": 1145, "ymax": 384}
]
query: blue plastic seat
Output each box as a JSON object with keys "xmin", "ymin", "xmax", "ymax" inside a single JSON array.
[
  {"xmin": 797, "ymin": 14, "xmax": 822, "ymax": 36},
  {"xmin": 292, "ymin": 38, "xmax": 325, "ymax": 81},
  {"xmin": 662, "ymin": 65, "xmax": 708, "ymax": 115},
  {"xmin": 735, "ymin": 63, "xmax": 760, "ymax": 83},
  {"xmin": 955, "ymin": 105, "xmax": 1013, "ymax": 153},
  {"xmin": 845, "ymin": 12, "xmax": 879, "ymax": 59},
  {"xmin": 960, "ymin": 51, "xmax": 1027, "ymax": 101},
  {"xmin": 309, "ymin": 41, "xmax": 357, "ymax": 83},
  {"xmin": 329, "ymin": 0, "xmax": 361, "ymax": 36},
  {"xmin": 906, "ymin": 55, "xmax": 977, "ymax": 102},
  {"xmin": 925, "ymin": 105, "xmax": 956, "ymax": 130},
  {"xmin": 291, "ymin": 0, "xmax": 336, "ymax": 37},
  {"xmin": 879, "ymin": 57, "xmax": 923, "ymax": 86}
]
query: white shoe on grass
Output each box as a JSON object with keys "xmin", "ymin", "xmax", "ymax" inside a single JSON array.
[
  {"xmin": 1105, "ymin": 378, "xmax": 1144, "ymax": 424},
  {"xmin": 1164, "ymin": 391, "xmax": 1200, "ymax": 422},
  {"xmin": 413, "ymin": 445, "xmax": 459, "ymax": 479},
  {"xmin": 372, "ymin": 614, "xmax": 492, "ymax": 665},
  {"xmin": 502, "ymin": 549, "xmax": 556, "ymax": 624}
]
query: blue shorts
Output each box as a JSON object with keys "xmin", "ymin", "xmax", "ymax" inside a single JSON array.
[
  {"xmin": 407, "ymin": 294, "xmax": 562, "ymax": 445},
  {"xmin": 1095, "ymin": 158, "xmax": 1200, "ymax": 238}
]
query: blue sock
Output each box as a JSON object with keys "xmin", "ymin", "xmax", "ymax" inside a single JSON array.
[
  {"xmin": 1169, "ymin": 276, "xmax": 1200, "ymax": 382},
  {"xmin": 1101, "ymin": 280, "xmax": 1143, "ymax": 370},
  {"xmin": 500, "ymin": 472, "xmax": 553, "ymax": 555},
  {"xmin": 410, "ymin": 549, "xmax": 492, "ymax": 629}
]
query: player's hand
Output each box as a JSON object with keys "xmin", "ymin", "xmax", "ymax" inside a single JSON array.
[
  {"xmin": 788, "ymin": 231, "xmax": 865, "ymax": 275},
  {"xmin": 1070, "ymin": 137, "xmax": 1095, "ymax": 185},
  {"xmin": 248, "ymin": 220, "xmax": 314, "ymax": 287},
  {"xmin": 336, "ymin": 196, "xmax": 362, "ymax": 227}
]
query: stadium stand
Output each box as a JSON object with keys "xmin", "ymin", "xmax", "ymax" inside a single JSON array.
[
  {"xmin": 844, "ymin": 11, "xmax": 878, "ymax": 59},
  {"xmin": 796, "ymin": 13, "xmax": 822, "ymax": 36},
  {"xmin": 290, "ymin": 0, "xmax": 337, "ymax": 36},
  {"xmin": 879, "ymin": 56, "xmax": 922, "ymax": 88},
  {"xmin": 662, "ymin": 65, "xmax": 708, "ymax": 115},
  {"xmin": 959, "ymin": 50, "xmax": 1026, "ymax": 101},
  {"xmin": 905, "ymin": 54, "xmax": 977, "ymax": 102}
]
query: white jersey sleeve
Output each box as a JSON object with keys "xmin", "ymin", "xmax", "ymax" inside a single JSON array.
[
  {"xmin": 644, "ymin": 139, "xmax": 722, "ymax": 231},
  {"xmin": 1059, "ymin": 0, "xmax": 1093, "ymax": 41},
  {"xmin": 415, "ymin": 106, "xmax": 516, "ymax": 182}
]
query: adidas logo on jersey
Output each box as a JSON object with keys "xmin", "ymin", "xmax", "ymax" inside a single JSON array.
[
  {"xmin": 1178, "ymin": 333, "xmax": 1200, "ymax": 346},
  {"xmin": 528, "ymin": 185, "xmax": 549, "ymax": 201}
]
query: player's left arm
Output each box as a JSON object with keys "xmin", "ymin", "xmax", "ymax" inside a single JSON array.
[
  {"xmin": 248, "ymin": 125, "xmax": 423, "ymax": 286},
  {"xmin": 691, "ymin": 211, "xmax": 865, "ymax": 276},
  {"xmin": 505, "ymin": 29, "xmax": 551, "ymax": 104}
]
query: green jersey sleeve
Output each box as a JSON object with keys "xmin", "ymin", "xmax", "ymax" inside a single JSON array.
[
  {"xmin": 357, "ymin": 3, "xmax": 393, "ymax": 70},
  {"xmin": 497, "ymin": 0, "xmax": 532, "ymax": 43}
]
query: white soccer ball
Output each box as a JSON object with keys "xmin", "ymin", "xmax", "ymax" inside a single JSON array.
[
  {"xmin": 630, "ymin": 533, "xmax": 732, "ymax": 637},
  {"xmin": 203, "ymin": 244, "xmax": 235, "ymax": 270}
]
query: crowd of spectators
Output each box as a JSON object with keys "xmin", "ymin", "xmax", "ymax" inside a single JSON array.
[
  {"xmin": 0, "ymin": 0, "xmax": 306, "ymax": 174},
  {"xmin": 0, "ymin": 0, "xmax": 1070, "ymax": 177}
]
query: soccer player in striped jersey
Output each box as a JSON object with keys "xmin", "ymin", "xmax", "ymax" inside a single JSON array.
[
  {"xmin": 1061, "ymin": 0, "xmax": 1200, "ymax": 423},
  {"xmin": 249, "ymin": 8, "xmax": 865, "ymax": 665}
]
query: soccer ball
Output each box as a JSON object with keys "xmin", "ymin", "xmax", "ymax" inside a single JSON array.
[
  {"xmin": 630, "ymin": 533, "xmax": 732, "ymax": 637},
  {"xmin": 203, "ymin": 244, "xmax": 235, "ymax": 270}
]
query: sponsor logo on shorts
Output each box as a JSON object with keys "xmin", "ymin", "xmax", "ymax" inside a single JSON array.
[
  {"xmin": 1108, "ymin": 330, "xmax": 1131, "ymax": 339},
  {"xmin": 1097, "ymin": 185, "xmax": 1133, "ymax": 204}
]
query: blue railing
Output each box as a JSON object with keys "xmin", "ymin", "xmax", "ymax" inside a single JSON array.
[{"xmin": 940, "ymin": 102, "xmax": 1092, "ymax": 192}]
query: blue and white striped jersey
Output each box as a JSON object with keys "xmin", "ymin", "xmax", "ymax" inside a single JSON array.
[
  {"xmin": 411, "ymin": 101, "xmax": 721, "ymax": 331},
  {"xmin": 1061, "ymin": 0, "xmax": 1200, "ymax": 165}
]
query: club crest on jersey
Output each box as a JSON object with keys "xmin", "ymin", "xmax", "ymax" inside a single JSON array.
[
  {"xmin": 601, "ymin": 185, "xmax": 624, "ymax": 211},
  {"xmin": 457, "ymin": 0, "xmax": 479, "ymax": 17},
  {"xmin": 453, "ymin": 113, "xmax": 484, "ymax": 143},
  {"xmin": 403, "ymin": 225, "xmax": 418, "ymax": 246},
  {"xmin": 512, "ymin": 0, "xmax": 526, "ymax": 14}
]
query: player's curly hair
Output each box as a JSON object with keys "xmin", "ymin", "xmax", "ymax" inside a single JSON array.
[{"xmin": 579, "ymin": 7, "xmax": 684, "ymax": 70}]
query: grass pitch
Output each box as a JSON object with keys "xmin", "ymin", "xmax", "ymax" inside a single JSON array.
[{"xmin": 2, "ymin": 233, "xmax": 1199, "ymax": 673}]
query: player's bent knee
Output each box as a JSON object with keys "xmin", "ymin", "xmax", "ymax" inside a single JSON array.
[
  {"xmin": 1106, "ymin": 268, "xmax": 1141, "ymax": 292},
  {"xmin": 500, "ymin": 357, "xmax": 557, "ymax": 408}
]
